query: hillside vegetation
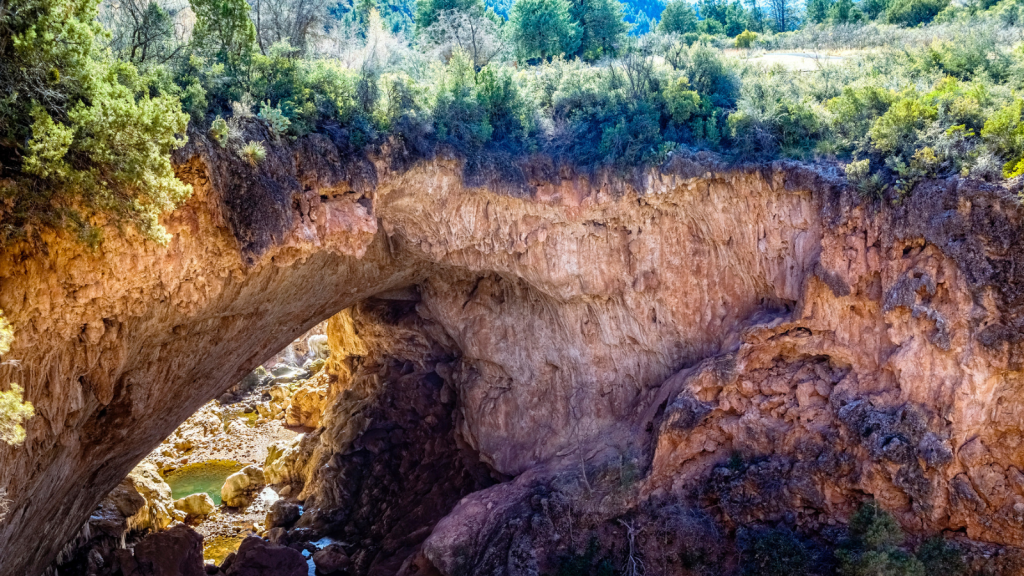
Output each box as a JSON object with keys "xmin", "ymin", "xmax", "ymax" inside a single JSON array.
[{"xmin": 0, "ymin": 0, "xmax": 1023, "ymax": 244}]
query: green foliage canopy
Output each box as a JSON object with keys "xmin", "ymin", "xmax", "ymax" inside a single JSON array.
[
  {"xmin": 509, "ymin": 0, "xmax": 582, "ymax": 60},
  {"xmin": 570, "ymin": 0, "xmax": 630, "ymax": 60},
  {"xmin": 658, "ymin": 0, "xmax": 699, "ymax": 33}
]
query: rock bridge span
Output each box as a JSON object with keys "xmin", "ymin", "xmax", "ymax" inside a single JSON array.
[{"xmin": 1, "ymin": 135, "xmax": 1023, "ymax": 576}]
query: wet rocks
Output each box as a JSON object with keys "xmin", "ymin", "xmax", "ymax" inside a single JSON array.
[
  {"xmin": 312, "ymin": 543, "xmax": 351, "ymax": 575},
  {"xmin": 221, "ymin": 466, "xmax": 266, "ymax": 508},
  {"xmin": 264, "ymin": 500, "xmax": 301, "ymax": 529}
]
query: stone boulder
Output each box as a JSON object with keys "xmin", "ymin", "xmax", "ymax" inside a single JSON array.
[
  {"xmin": 223, "ymin": 536, "xmax": 307, "ymax": 576},
  {"xmin": 270, "ymin": 365, "xmax": 307, "ymax": 385},
  {"xmin": 221, "ymin": 466, "xmax": 266, "ymax": 508},
  {"xmin": 268, "ymin": 385, "xmax": 291, "ymax": 403},
  {"xmin": 119, "ymin": 524, "xmax": 205, "ymax": 576},
  {"xmin": 311, "ymin": 543, "xmax": 351, "ymax": 575},
  {"xmin": 125, "ymin": 462, "xmax": 177, "ymax": 532},
  {"xmin": 264, "ymin": 499, "xmax": 301, "ymax": 529},
  {"xmin": 174, "ymin": 493, "xmax": 216, "ymax": 520}
]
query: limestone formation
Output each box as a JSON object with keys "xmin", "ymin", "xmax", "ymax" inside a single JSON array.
[
  {"xmin": 284, "ymin": 378, "xmax": 328, "ymax": 428},
  {"xmin": 174, "ymin": 493, "xmax": 216, "ymax": 520},
  {"xmin": 124, "ymin": 463, "xmax": 178, "ymax": 533},
  {"xmin": 221, "ymin": 466, "xmax": 266, "ymax": 509},
  {"xmin": 2, "ymin": 136, "xmax": 1024, "ymax": 576}
]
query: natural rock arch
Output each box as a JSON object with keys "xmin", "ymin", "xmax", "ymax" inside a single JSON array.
[{"xmin": 1, "ymin": 137, "xmax": 1023, "ymax": 576}]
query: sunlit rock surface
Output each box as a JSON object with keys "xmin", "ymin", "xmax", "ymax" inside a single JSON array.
[{"xmin": 1, "ymin": 134, "xmax": 1023, "ymax": 575}]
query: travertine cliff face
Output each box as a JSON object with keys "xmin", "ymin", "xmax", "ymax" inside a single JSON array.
[{"xmin": 0, "ymin": 123, "xmax": 1022, "ymax": 575}]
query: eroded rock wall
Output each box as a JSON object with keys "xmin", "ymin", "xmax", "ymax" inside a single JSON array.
[{"xmin": 1, "ymin": 128, "xmax": 1023, "ymax": 576}]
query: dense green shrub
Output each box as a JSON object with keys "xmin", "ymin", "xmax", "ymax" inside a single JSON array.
[
  {"xmin": 981, "ymin": 99, "xmax": 1024, "ymax": 177},
  {"xmin": 884, "ymin": 0, "xmax": 949, "ymax": 25},
  {"xmin": 735, "ymin": 29, "xmax": 758, "ymax": 47},
  {"xmin": 728, "ymin": 71, "xmax": 820, "ymax": 156},
  {"xmin": 836, "ymin": 502, "xmax": 925, "ymax": 576},
  {"xmin": 429, "ymin": 49, "xmax": 535, "ymax": 153},
  {"xmin": 869, "ymin": 95, "xmax": 937, "ymax": 156},
  {"xmin": 0, "ymin": 316, "xmax": 33, "ymax": 447}
]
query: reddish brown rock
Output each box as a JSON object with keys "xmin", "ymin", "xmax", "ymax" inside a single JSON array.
[
  {"xmin": 224, "ymin": 536, "xmax": 307, "ymax": 576},
  {"xmin": 2, "ymin": 140, "xmax": 1024, "ymax": 576},
  {"xmin": 120, "ymin": 524, "xmax": 204, "ymax": 576}
]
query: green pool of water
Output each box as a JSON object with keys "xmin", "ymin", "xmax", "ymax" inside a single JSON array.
[{"xmin": 164, "ymin": 460, "xmax": 244, "ymax": 505}]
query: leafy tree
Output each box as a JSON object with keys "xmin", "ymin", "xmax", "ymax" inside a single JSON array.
[
  {"xmin": 766, "ymin": 0, "xmax": 796, "ymax": 29},
  {"xmin": 827, "ymin": 0, "xmax": 862, "ymax": 22},
  {"xmin": 698, "ymin": 0, "xmax": 749, "ymax": 35},
  {"xmin": 101, "ymin": 0, "xmax": 185, "ymax": 67},
  {"xmin": 415, "ymin": 0, "xmax": 485, "ymax": 30},
  {"xmin": 250, "ymin": 0, "xmax": 333, "ymax": 54},
  {"xmin": 570, "ymin": 0, "xmax": 629, "ymax": 60},
  {"xmin": 189, "ymin": 0, "xmax": 258, "ymax": 75},
  {"xmin": 698, "ymin": 16, "xmax": 726, "ymax": 33},
  {"xmin": 509, "ymin": 0, "xmax": 581, "ymax": 60},
  {"xmin": 805, "ymin": 0, "xmax": 832, "ymax": 23},
  {"xmin": 658, "ymin": 0, "xmax": 699, "ymax": 32},
  {"xmin": 885, "ymin": 0, "xmax": 949, "ymax": 24},
  {"xmin": 0, "ymin": 0, "xmax": 191, "ymax": 243},
  {"xmin": 744, "ymin": 0, "xmax": 767, "ymax": 29},
  {"xmin": 861, "ymin": 0, "xmax": 890, "ymax": 18},
  {"xmin": 421, "ymin": 8, "xmax": 507, "ymax": 68}
]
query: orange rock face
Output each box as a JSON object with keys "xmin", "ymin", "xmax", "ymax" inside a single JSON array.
[{"xmin": 0, "ymin": 137, "xmax": 1022, "ymax": 576}]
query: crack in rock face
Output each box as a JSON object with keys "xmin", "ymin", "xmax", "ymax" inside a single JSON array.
[{"xmin": 1, "ymin": 139, "xmax": 1024, "ymax": 576}]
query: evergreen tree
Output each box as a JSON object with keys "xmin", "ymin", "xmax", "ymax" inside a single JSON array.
[
  {"xmin": 571, "ymin": 0, "xmax": 629, "ymax": 60},
  {"xmin": 658, "ymin": 0, "xmax": 699, "ymax": 32},
  {"xmin": 827, "ymin": 0, "xmax": 861, "ymax": 22},
  {"xmin": 0, "ymin": 0, "xmax": 191, "ymax": 243},
  {"xmin": 509, "ymin": 0, "xmax": 581, "ymax": 60},
  {"xmin": 698, "ymin": 0, "xmax": 750, "ymax": 35},
  {"xmin": 415, "ymin": 0, "xmax": 485, "ymax": 30},
  {"xmin": 189, "ymin": 0, "xmax": 258, "ymax": 75},
  {"xmin": 805, "ymin": 0, "xmax": 831, "ymax": 23}
]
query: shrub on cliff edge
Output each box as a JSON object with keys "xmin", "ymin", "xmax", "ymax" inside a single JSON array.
[{"xmin": 0, "ymin": 313, "xmax": 33, "ymax": 446}]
